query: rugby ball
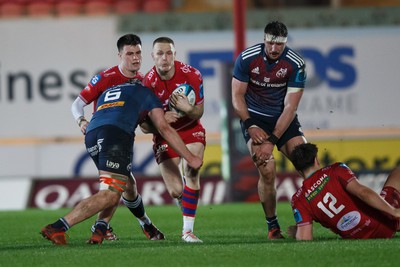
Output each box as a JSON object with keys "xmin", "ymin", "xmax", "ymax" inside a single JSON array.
[{"xmin": 168, "ymin": 84, "xmax": 196, "ymax": 117}]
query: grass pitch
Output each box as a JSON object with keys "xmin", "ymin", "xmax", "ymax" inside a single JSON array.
[{"xmin": 0, "ymin": 202, "xmax": 398, "ymax": 267}]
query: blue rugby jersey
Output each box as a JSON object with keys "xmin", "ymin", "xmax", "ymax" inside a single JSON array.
[
  {"xmin": 86, "ymin": 82, "xmax": 162, "ymax": 136},
  {"xmin": 233, "ymin": 43, "xmax": 306, "ymax": 117}
]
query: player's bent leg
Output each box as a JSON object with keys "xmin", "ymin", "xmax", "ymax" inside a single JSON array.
[
  {"xmin": 248, "ymin": 140, "xmax": 284, "ymax": 240},
  {"xmin": 89, "ymin": 172, "xmax": 131, "ymax": 242},
  {"xmin": 42, "ymin": 180, "xmax": 123, "ymax": 246},
  {"xmin": 159, "ymin": 158, "xmax": 185, "ymax": 198},
  {"xmin": 382, "ymin": 167, "xmax": 400, "ymax": 191},
  {"xmin": 121, "ymin": 172, "xmax": 165, "ymax": 240},
  {"xmin": 86, "ymin": 172, "xmax": 127, "ymax": 245},
  {"xmin": 181, "ymin": 143, "xmax": 204, "ymax": 243}
]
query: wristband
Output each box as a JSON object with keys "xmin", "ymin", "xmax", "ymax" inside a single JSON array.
[
  {"xmin": 243, "ymin": 118, "xmax": 257, "ymax": 130},
  {"xmin": 77, "ymin": 116, "xmax": 87, "ymax": 127},
  {"xmin": 267, "ymin": 134, "xmax": 279, "ymax": 145}
]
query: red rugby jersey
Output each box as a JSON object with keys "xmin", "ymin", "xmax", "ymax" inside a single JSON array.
[
  {"xmin": 79, "ymin": 65, "xmax": 144, "ymax": 113},
  {"xmin": 143, "ymin": 60, "xmax": 204, "ymax": 130},
  {"xmin": 291, "ymin": 162, "xmax": 397, "ymax": 239}
]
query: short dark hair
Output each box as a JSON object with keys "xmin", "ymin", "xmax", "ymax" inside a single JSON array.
[
  {"xmin": 291, "ymin": 143, "xmax": 318, "ymax": 172},
  {"xmin": 117, "ymin": 34, "xmax": 142, "ymax": 52},
  {"xmin": 153, "ymin": 36, "xmax": 174, "ymax": 47},
  {"xmin": 264, "ymin": 21, "xmax": 288, "ymax": 37}
]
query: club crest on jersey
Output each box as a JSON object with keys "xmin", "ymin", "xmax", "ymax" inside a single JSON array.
[
  {"xmin": 181, "ymin": 64, "xmax": 191, "ymax": 73},
  {"xmin": 276, "ymin": 68, "xmax": 287, "ymax": 78},
  {"xmin": 156, "ymin": 144, "xmax": 168, "ymax": 156},
  {"xmin": 157, "ymin": 90, "xmax": 165, "ymax": 97}
]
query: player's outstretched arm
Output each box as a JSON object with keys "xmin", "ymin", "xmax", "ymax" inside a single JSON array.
[
  {"xmin": 346, "ymin": 179, "xmax": 398, "ymax": 217},
  {"xmin": 148, "ymin": 108, "xmax": 203, "ymax": 169}
]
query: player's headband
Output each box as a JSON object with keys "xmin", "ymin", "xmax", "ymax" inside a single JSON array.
[{"xmin": 264, "ymin": 34, "xmax": 287, "ymax": 43}]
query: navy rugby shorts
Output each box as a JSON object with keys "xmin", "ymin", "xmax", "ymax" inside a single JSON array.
[
  {"xmin": 85, "ymin": 125, "xmax": 133, "ymax": 176},
  {"xmin": 240, "ymin": 113, "xmax": 304, "ymax": 150}
]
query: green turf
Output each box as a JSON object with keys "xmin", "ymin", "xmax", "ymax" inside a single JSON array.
[{"xmin": 0, "ymin": 202, "xmax": 399, "ymax": 267}]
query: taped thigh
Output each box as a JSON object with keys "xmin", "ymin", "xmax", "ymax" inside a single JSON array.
[{"xmin": 99, "ymin": 173, "xmax": 128, "ymax": 194}]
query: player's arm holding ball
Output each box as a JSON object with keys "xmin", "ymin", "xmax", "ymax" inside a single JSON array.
[{"xmin": 169, "ymin": 93, "xmax": 203, "ymax": 120}]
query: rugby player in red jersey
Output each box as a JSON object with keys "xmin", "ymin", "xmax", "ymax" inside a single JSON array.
[
  {"xmin": 71, "ymin": 34, "xmax": 164, "ymax": 243},
  {"xmin": 142, "ymin": 36, "xmax": 205, "ymax": 243},
  {"xmin": 288, "ymin": 143, "xmax": 400, "ymax": 240}
]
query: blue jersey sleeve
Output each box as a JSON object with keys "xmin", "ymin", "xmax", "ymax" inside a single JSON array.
[
  {"xmin": 232, "ymin": 53, "xmax": 250, "ymax": 83},
  {"xmin": 287, "ymin": 63, "xmax": 307, "ymax": 88}
]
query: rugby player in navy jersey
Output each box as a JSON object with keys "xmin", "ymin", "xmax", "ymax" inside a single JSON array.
[
  {"xmin": 41, "ymin": 81, "xmax": 202, "ymax": 245},
  {"xmin": 71, "ymin": 34, "xmax": 165, "ymax": 242},
  {"xmin": 232, "ymin": 21, "xmax": 307, "ymax": 239}
]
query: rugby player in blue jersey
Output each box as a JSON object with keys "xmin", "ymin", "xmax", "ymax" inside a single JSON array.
[
  {"xmin": 232, "ymin": 21, "xmax": 307, "ymax": 239},
  {"xmin": 41, "ymin": 80, "xmax": 203, "ymax": 245}
]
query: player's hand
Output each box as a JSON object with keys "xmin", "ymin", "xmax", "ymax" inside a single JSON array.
[
  {"xmin": 286, "ymin": 225, "xmax": 297, "ymax": 239},
  {"xmin": 80, "ymin": 121, "xmax": 88, "ymax": 135},
  {"xmin": 252, "ymin": 142, "xmax": 274, "ymax": 167},
  {"xmin": 164, "ymin": 111, "xmax": 180, "ymax": 124},
  {"xmin": 169, "ymin": 93, "xmax": 191, "ymax": 114},
  {"xmin": 187, "ymin": 156, "xmax": 203, "ymax": 170},
  {"xmin": 248, "ymin": 127, "xmax": 268, "ymax": 145}
]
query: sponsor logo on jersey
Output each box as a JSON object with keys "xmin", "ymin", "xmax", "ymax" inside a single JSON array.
[
  {"xmin": 106, "ymin": 160, "xmax": 120, "ymax": 169},
  {"xmin": 103, "ymin": 71, "xmax": 116, "ymax": 77},
  {"xmin": 97, "ymin": 101, "xmax": 125, "ymax": 111},
  {"xmin": 192, "ymin": 131, "xmax": 205, "ymax": 140},
  {"xmin": 251, "ymin": 67, "xmax": 260, "ymax": 74},
  {"xmin": 250, "ymin": 78, "xmax": 266, "ymax": 87},
  {"xmin": 97, "ymin": 138, "xmax": 104, "ymax": 152},
  {"xmin": 90, "ymin": 74, "xmax": 101, "ymax": 85},
  {"xmin": 336, "ymin": 211, "xmax": 361, "ymax": 231},
  {"xmin": 305, "ymin": 174, "xmax": 330, "ymax": 201},
  {"xmin": 87, "ymin": 144, "xmax": 99, "ymax": 156},
  {"xmin": 156, "ymin": 144, "xmax": 168, "ymax": 156}
]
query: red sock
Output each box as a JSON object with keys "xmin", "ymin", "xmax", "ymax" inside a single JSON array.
[{"xmin": 182, "ymin": 185, "xmax": 200, "ymax": 217}]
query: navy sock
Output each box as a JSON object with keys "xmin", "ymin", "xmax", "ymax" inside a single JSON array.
[
  {"xmin": 122, "ymin": 195, "xmax": 145, "ymax": 218},
  {"xmin": 94, "ymin": 219, "xmax": 108, "ymax": 235},
  {"xmin": 51, "ymin": 217, "xmax": 70, "ymax": 232},
  {"xmin": 266, "ymin": 216, "xmax": 280, "ymax": 231}
]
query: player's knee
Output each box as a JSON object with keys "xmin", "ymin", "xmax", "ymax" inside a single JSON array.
[
  {"xmin": 99, "ymin": 173, "xmax": 128, "ymax": 194},
  {"xmin": 169, "ymin": 188, "xmax": 183, "ymax": 199},
  {"xmin": 259, "ymin": 165, "xmax": 275, "ymax": 179}
]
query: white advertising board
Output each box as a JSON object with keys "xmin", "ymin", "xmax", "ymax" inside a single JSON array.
[{"xmin": 1, "ymin": 17, "xmax": 399, "ymax": 177}]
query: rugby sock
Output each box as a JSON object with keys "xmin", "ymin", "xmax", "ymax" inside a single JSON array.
[
  {"xmin": 122, "ymin": 195, "xmax": 151, "ymax": 226},
  {"xmin": 183, "ymin": 216, "xmax": 195, "ymax": 234},
  {"xmin": 94, "ymin": 219, "xmax": 108, "ymax": 235},
  {"xmin": 266, "ymin": 216, "xmax": 280, "ymax": 231},
  {"xmin": 182, "ymin": 185, "xmax": 200, "ymax": 233},
  {"xmin": 51, "ymin": 217, "xmax": 70, "ymax": 232},
  {"xmin": 91, "ymin": 220, "xmax": 113, "ymax": 233}
]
